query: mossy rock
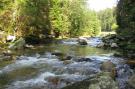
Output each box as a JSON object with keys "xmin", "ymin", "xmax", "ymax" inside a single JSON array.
[
  {"xmin": 89, "ymin": 72, "xmax": 118, "ymax": 89},
  {"xmin": 62, "ymin": 72, "xmax": 118, "ymax": 89},
  {"xmin": 8, "ymin": 38, "xmax": 25, "ymax": 50}
]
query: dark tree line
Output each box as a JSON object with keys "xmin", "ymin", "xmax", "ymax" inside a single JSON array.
[{"xmin": 116, "ymin": 0, "xmax": 135, "ymax": 57}]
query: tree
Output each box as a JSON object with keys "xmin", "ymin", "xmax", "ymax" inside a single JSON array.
[
  {"xmin": 0, "ymin": 0, "xmax": 13, "ymax": 33},
  {"xmin": 13, "ymin": 0, "xmax": 51, "ymax": 38},
  {"xmin": 50, "ymin": 0, "xmax": 71, "ymax": 38},
  {"xmin": 98, "ymin": 8, "xmax": 117, "ymax": 32},
  {"xmin": 83, "ymin": 10, "xmax": 101, "ymax": 36},
  {"xmin": 116, "ymin": 0, "xmax": 135, "ymax": 57},
  {"xmin": 0, "ymin": 0, "xmax": 102, "ymax": 42}
]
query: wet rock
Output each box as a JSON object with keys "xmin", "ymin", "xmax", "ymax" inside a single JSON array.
[
  {"xmin": 100, "ymin": 61, "xmax": 117, "ymax": 78},
  {"xmin": 111, "ymin": 43, "xmax": 118, "ymax": 48},
  {"xmin": 62, "ymin": 56, "xmax": 73, "ymax": 60},
  {"xmin": 8, "ymin": 38, "xmax": 25, "ymax": 50},
  {"xmin": 74, "ymin": 57, "xmax": 92, "ymax": 62},
  {"xmin": 89, "ymin": 72, "xmax": 119, "ymax": 89},
  {"xmin": 47, "ymin": 76, "xmax": 61, "ymax": 85},
  {"xmin": 97, "ymin": 43, "xmax": 104, "ymax": 48},
  {"xmin": 128, "ymin": 75, "xmax": 135, "ymax": 88},
  {"xmin": 63, "ymin": 60, "xmax": 73, "ymax": 65},
  {"xmin": 78, "ymin": 37, "xmax": 88, "ymax": 45},
  {"xmin": 52, "ymin": 51, "xmax": 64, "ymax": 57},
  {"xmin": 25, "ymin": 44, "xmax": 34, "ymax": 49},
  {"xmin": 102, "ymin": 34, "xmax": 120, "ymax": 48},
  {"xmin": 62, "ymin": 72, "xmax": 118, "ymax": 89}
]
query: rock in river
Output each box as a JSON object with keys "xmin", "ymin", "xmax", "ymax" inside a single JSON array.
[
  {"xmin": 52, "ymin": 51, "xmax": 65, "ymax": 57},
  {"xmin": 111, "ymin": 43, "xmax": 118, "ymax": 48},
  {"xmin": 8, "ymin": 37, "xmax": 25, "ymax": 50},
  {"xmin": 128, "ymin": 74, "xmax": 135, "ymax": 88},
  {"xmin": 78, "ymin": 37, "xmax": 88, "ymax": 45},
  {"xmin": 100, "ymin": 61, "xmax": 117, "ymax": 79},
  {"xmin": 62, "ymin": 72, "xmax": 118, "ymax": 89},
  {"xmin": 89, "ymin": 72, "xmax": 119, "ymax": 89}
]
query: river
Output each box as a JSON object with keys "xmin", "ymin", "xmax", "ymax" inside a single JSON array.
[{"xmin": 0, "ymin": 37, "xmax": 134, "ymax": 89}]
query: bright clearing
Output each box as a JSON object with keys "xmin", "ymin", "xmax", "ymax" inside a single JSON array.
[{"xmin": 87, "ymin": 0, "xmax": 118, "ymax": 11}]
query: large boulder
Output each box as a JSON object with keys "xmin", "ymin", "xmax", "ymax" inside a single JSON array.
[
  {"xmin": 100, "ymin": 61, "xmax": 117, "ymax": 79},
  {"xmin": 78, "ymin": 37, "xmax": 88, "ymax": 45},
  {"xmin": 62, "ymin": 72, "xmax": 118, "ymax": 89},
  {"xmin": 102, "ymin": 34, "xmax": 119, "ymax": 48},
  {"xmin": 128, "ymin": 75, "xmax": 135, "ymax": 88},
  {"xmin": 89, "ymin": 72, "xmax": 119, "ymax": 89},
  {"xmin": 8, "ymin": 38, "xmax": 25, "ymax": 50}
]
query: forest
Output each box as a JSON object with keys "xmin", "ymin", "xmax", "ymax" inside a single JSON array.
[
  {"xmin": 0, "ymin": 0, "xmax": 116, "ymax": 41},
  {"xmin": 0, "ymin": 0, "xmax": 135, "ymax": 89}
]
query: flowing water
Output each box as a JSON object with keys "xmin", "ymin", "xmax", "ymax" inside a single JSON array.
[{"xmin": 0, "ymin": 38, "xmax": 134, "ymax": 89}]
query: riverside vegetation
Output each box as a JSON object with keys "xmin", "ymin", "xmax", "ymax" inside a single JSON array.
[{"xmin": 0, "ymin": 0, "xmax": 135, "ymax": 89}]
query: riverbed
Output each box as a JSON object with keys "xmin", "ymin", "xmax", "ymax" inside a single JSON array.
[{"xmin": 0, "ymin": 37, "xmax": 134, "ymax": 89}]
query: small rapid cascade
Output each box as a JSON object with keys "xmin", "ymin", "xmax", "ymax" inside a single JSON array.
[
  {"xmin": 62, "ymin": 37, "xmax": 103, "ymax": 47},
  {"xmin": 0, "ymin": 37, "xmax": 134, "ymax": 89}
]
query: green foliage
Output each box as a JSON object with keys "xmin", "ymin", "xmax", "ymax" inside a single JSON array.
[
  {"xmin": 0, "ymin": 0, "xmax": 101, "ymax": 41},
  {"xmin": 117, "ymin": 0, "xmax": 135, "ymax": 36},
  {"xmin": 83, "ymin": 10, "xmax": 101, "ymax": 36},
  {"xmin": 116, "ymin": 0, "xmax": 135, "ymax": 57},
  {"xmin": 13, "ymin": 0, "xmax": 51, "ymax": 38},
  {"xmin": 98, "ymin": 8, "xmax": 117, "ymax": 32},
  {"xmin": 68, "ymin": 0, "xmax": 86, "ymax": 37},
  {"xmin": 50, "ymin": 0, "xmax": 71, "ymax": 37},
  {"xmin": 0, "ymin": 0, "xmax": 13, "ymax": 33},
  {"xmin": 50, "ymin": 0, "xmax": 101, "ymax": 37},
  {"xmin": 111, "ymin": 23, "xmax": 119, "ymax": 31}
]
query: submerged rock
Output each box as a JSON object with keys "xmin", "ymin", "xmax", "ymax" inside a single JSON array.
[
  {"xmin": 89, "ymin": 72, "xmax": 119, "ymax": 89},
  {"xmin": 78, "ymin": 37, "xmax": 88, "ymax": 45},
  {"xmin": 8, "ymin": 38, "xmax": 25, "ymax": 50}
]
